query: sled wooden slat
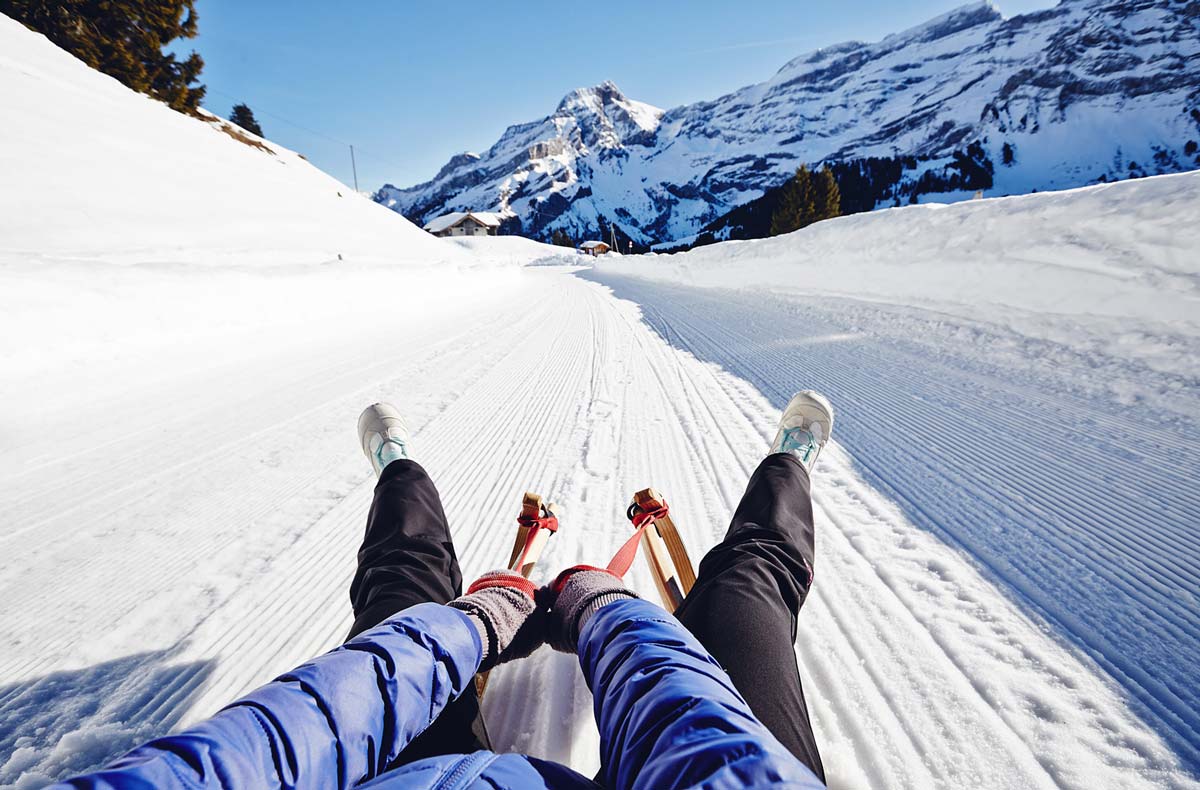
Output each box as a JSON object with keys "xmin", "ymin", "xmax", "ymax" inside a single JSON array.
[
  {"xmin": 479, "ymin": 492, "xmax": 558, "ymax": 698},
  {"xmin": 631, "ymin": 488, "xmax": 697, "ymax": 613}
]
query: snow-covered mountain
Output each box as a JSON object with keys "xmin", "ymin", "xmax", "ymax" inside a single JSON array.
[{"xmin": 377, "ymin": 0, "xmax": 1200, "ymax": 246}]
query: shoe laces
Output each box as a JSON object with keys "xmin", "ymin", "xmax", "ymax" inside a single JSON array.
[
  {"xmin": 779, "ymin": 424, "xmax": 821, "ymax": 463},
  {"xmin": 369, "ymin": 434, "xmax": 408, "ymax": 467}
]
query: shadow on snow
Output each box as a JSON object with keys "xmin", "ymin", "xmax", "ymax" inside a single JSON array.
[{"xmin": 0, "ymin": 647, "xmax": 216, "ymax": 786}]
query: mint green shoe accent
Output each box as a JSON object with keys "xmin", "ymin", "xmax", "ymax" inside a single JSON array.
[
  {"xmin": 373, "ymin": 437, "xmax": 409, "ymax": 472},
  {"xmin": 359, "ymin": 402, "xmax": 412, "ymax": 477},
  {"xmin": 778, "ymin": 426, "xmax": 818, "ymax": 464}
]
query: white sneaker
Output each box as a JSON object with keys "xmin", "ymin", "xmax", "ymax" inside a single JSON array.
[
  {"xmin": 358, "ymin": 403, "xmax": 411, "ymax": 477},
  {"xmin": 770, "ymin": 391, "xmax": 835, "ymax": 473}
]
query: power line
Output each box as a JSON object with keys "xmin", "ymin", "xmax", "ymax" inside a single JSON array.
[
  {"xmin": 202, "ymin": 86, "xmax": 413, "ymax": 182},
  {"xmin": 205, "ymin": 87, "xmax": 346, "ymax": 145}
]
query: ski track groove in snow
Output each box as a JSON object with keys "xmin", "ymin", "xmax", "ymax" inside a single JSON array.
[
  {"xmin": 0, "ymin": 310, "xmax": 518, "ymax": 689},
  {"xmin": 2, "ymin": 269, "xmax": 1196, "ymax": 789},
  {"xmin": 610, "ymin": 278, "xmax": 1200, "ymax": 644},
  {"xmin": 584, "ymin": 270, "xmax": 1200, "ymax": 785}
]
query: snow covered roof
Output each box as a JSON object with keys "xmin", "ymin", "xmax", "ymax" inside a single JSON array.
[
  {"xmin": 579, "ymin": 240, "xmax": 610, "ymax": 249},
  {"xmin": 423, "ymin": 211, "xmax": 503, "ymax": 233}
]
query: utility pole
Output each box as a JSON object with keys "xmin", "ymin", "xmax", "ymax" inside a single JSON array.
[{"xmin": 349, "ymin": 144, "xmax": 359, "ymax": 192}]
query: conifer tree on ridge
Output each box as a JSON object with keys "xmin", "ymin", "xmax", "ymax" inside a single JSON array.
[
  {"xmin": 230, "ymin": 103, "xmax": 264, "ymax": 137},
  {"xmin": 1, "ymin": 0, "xmax": 206, "ymax": 113}
]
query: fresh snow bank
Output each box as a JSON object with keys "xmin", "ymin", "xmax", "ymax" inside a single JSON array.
[
  {"xmin": 0, "ymin": 14, "xmax": 461, "ymax": 269},
  {"xmin": 598, "ymin": 173, "xmax": 1200, "ymax": 381},
  {"xmin": 446, "ymin": 235, "xmax": 580, "ymax": 266},
  {"xmin": 0, "ymin": 11, "xmax": 525, "ymax": 417},
  {"xmin": 588, "ymin": 172, "xmax": 1200, "ymax": 780}
]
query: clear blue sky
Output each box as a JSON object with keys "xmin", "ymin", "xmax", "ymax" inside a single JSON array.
[{"xmin": 184, "ymin": 0, "xmax": 1056, "ymax": 193}]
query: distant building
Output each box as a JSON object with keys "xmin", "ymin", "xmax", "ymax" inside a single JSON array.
[
  {"xmin": 423, "ymin": 211, "xmax": 501, "ymax": 237},
  {"xmin": 578, "ymin": 240, "xmax": 611, "ymax": 256}
]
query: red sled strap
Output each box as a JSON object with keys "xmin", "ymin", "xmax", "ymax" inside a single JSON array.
[
  {"xmin": 606, "ymin": 501, "xmax": 669, "ymax": 578},
  {"xmin": 512, "ymin": 509, "xmax": 559, "ymax": 572}
]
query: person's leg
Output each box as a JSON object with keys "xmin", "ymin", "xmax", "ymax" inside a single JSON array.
[
  {"xmin": 346, "ymin": 458, "xmax": 492, "ymax": 762},
  {"xmin": 672, "ymin": 452, "xmax": 825, "ymax": 781}
]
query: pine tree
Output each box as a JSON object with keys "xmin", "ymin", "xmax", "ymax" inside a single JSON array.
[
  {"xmin": 813, "ymin": 167, "xmax": 842, "ymax": 222},
  {"xmin": 550, "ymin": 229, "xmax": 573, "ymax": 247},
  {"xmin": 230, "ymin": 103, "xmax": 264, "ymax": 137},
  {"xmin": 770, "ymin": 166, "xmax": 816, "ymax": 236},
  {"xmin": 1, "ymin": 0, "xmax": 206, "ymax": 113}
]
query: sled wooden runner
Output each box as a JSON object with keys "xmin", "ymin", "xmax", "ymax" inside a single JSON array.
[
  {"xmin": 477, "ymin": 492, "xmax": 559, "ymax": 698},
  {"xmin": 627, "ymin": 488, "xmax": 697, "ymax": 612},
  {"xmin": 508, "ymin": 493, "xmax": 558, "ymax": 578}
]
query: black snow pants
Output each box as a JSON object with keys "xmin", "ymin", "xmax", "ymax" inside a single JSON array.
[{"xmin": 347, "ymin": 453, "xmax": 825, "ymax": 781}]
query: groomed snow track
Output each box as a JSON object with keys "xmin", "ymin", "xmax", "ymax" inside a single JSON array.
[{"xmin": 1, "ymin": 269, "xmax": 1196, "ymax": 789}]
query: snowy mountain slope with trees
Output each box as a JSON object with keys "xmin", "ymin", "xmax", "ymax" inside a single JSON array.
[
  {"xmin": 0, "ymin": 14, "xmax": 457, "ymax": 270},
  {"xmin": 2, "ymin": 8, "xmax": 1199, "ymax": 790},
  {"xmin": 378, "ymin": 0, "xmax": 1200, "ymax": 246}
]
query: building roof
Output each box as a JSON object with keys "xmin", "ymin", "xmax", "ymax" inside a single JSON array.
[
  {"xmin": 579, "ymin": 240, "xmax": 610, "ymax": 249},
  {"xmin": 423, "ymin": 211, "xmax": 503, "ymax": 233}
]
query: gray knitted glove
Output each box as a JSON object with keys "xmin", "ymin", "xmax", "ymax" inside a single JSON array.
[
  {"xmin": 547, "ymin": 566, "xmax": 639, "ymax": 654},
  {"xmin": 448, "ymin": 570, "xmax": 542, "ymax": 672}
]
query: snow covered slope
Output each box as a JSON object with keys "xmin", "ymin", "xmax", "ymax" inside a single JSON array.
[
  {"xmin": 4, "ymin": 269, "xmax": 1198, "ymax": 789},
  {"xmin": 379, "ymin": 0, "xmax": 1200, "ymax": 245},
  {"xmin": 593, "ymin": 172, "xmax": 1200, "ymax": 782},
  {"xmin": 600, "ymin": 171, "xmax": 1200, "ymax": 382},
  {"xmin": 0, "ymin": 14, "xmax": 458, "ymax": 269},
  {"xmin": 0, "ymin": 11, "xmax": 504, "ymax": 409},
  {"xmin": 444, "ymin": 235, "xmax": 580, "ymax": 266}
]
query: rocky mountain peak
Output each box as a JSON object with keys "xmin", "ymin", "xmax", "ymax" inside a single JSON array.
[
  {"xmin": 557, "ymin": 80, "xmax": 624, "ymax": 113},
  {"xmin": 555, "ymin": 80, "xmax": 663, "ymax": 137}
]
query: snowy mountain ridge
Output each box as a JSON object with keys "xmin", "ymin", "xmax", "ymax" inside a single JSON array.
[{"xmin": 377, "ymin": 0, "xmax": 1200, "ymax": 245}]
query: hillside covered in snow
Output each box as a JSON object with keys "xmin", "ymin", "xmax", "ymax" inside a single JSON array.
[
  {"xmin": 378, "ymin": 0, "xmax": 1200, "ymax": 246},
  {"xmin": 0, "ymin": 14, "xmax": 458, "ymax": 271}
]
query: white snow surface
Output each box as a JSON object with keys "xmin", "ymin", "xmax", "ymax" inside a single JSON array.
[
  {"xmin": 2, "ymin": 11, "xmax": 1200, "ymax": 790},
  {"xmin": 600, "ymin": 173, "xmax": 1200, "ymax": 383},
  {"xmin": 443, "ymin": 234, "xmax": 580, "ymax": 267}
]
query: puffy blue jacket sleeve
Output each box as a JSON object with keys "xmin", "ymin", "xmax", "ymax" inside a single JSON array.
[
  {"xmin": 579, "ymin": 598, "xmax": 825, "ymax": 790},
  {"xmin": 52, "ymin": 603, "xmax": 482, "ymax": 790}
]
